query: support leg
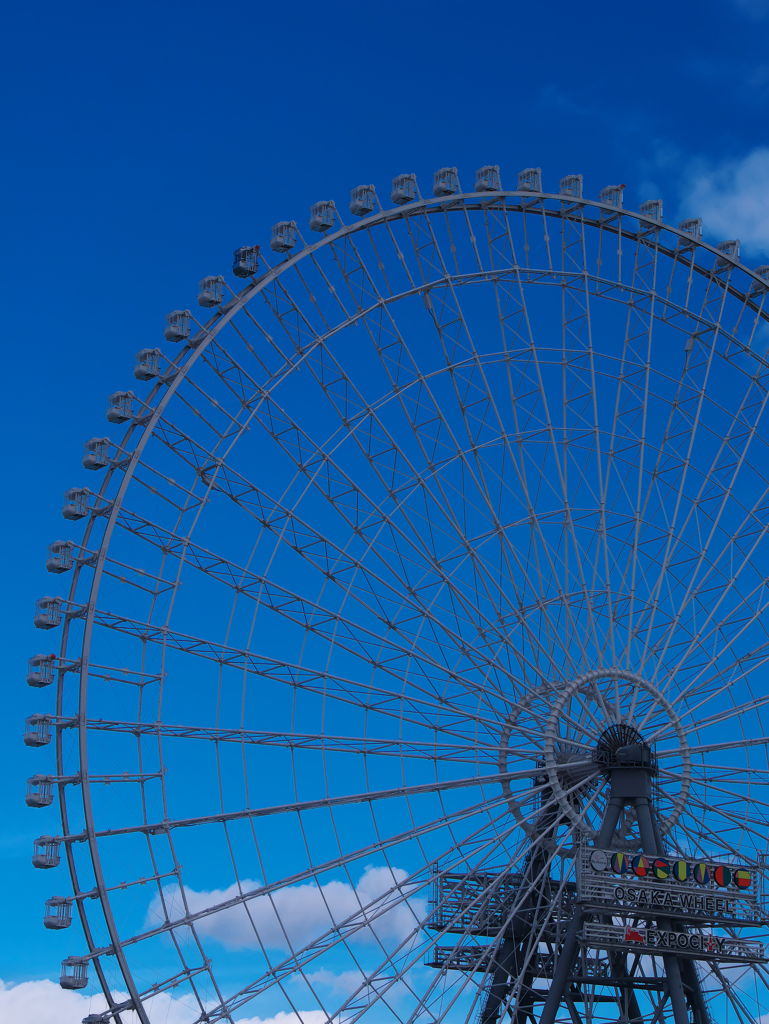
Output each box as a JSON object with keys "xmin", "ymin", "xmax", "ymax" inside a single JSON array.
[
  {"xmin": 538, "ymin": 912, "xmax": 583, "ymax": 1024},
  {"xmin": 480, "ymin": 937, "xmax": 518, "ymax": 1024},
  {"xmin": 596, "ymin": 797, "xmax": 624, "ymax": 848},
  {"xmin": 679, "ymin": 941, "xmax": 712, "ymax": 1024},
  {"xmin": 608, "ymin": 950, "xmax": 644, "ymax": 1024},
  {"xmin": 635, "ymin": 796, "xmax": 690, "ymax": 1024}
]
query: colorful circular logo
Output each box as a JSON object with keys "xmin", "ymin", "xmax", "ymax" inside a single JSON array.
[
  {"xmin": 632, "ymin": 855, "xmax": 651, "ymax": 877},
  {"xmin": 673, "ymin": 860, "xmax": 691, "ymax": 882},
  {"xmin": 652, "ymin": 858, "xmax": 670, "ymax": 880},
  {"xmin": 734, "ymin": 869, "xmax": 752, "ymax": 889},
  {"xmin": 611, "ymin": 852, "xmax": 630, "ymax": 874},
  {"xmin": 694, "ymin": 863, "xmax": 711, "ymax": 885},
  {"xmin": 713, "ymin": 865, "xmax": 732, "ymax": 888},
  {"xmin": 590, "ymin": 850, "xmax": 609, "ymax": 872}
]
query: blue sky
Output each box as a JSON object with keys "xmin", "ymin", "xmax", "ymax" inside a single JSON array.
[{"xmin": 3, "ymin": 0, "xmax": 769, "ymax": 1020}]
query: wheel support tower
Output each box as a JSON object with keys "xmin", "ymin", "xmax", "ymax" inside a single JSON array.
[{"xmin": 477, "ymin": 741, "xmax": 711, "ymax": 1024}]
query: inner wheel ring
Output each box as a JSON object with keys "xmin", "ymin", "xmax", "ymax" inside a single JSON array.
[
  {"xmin": 544, "ymin": 669, "xmax": 691, "ymax": 838},
  {"xmin": 499, "ymin": 668, "xmax": 691, "ymax": 840}
]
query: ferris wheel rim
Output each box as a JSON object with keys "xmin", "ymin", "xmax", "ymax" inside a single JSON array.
[{"xmin": 41, "ymin": 175, "xmax": 769, "ymax": 1023}]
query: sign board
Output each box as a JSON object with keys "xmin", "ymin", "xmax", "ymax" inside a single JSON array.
[
  {"xmin": 582, "ymin": 922, "xmax": 766, "ymax": 964},
  {"xmin": 577, "ymin": 846, "xmax": 765, "ymax": 927}
]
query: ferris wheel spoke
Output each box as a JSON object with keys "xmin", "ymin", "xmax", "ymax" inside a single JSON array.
[
  {"xmin": 231, "ymin": 379, "xmax": 559, "ymax": 698},
  {"xmin": 194, "ymin": 316, "xmax": 605, "ymax": 691},
  {"xmin": 500, "ymin": 292, "xmax": 607, "ymax": 673},
  {"xmin": 670, "ymin": 638, "xmax": 769, "ymax": 720},
  {"xmin": 708, "ymin": 961, "xmax": 760, "ymax": 1024},
  {"xmin": 650, "ymin": 686, "xmax": 769, "ymax": 746},
  {"xmin": 75, "ymin": 775, "xmax": 580, "ymax": 963},
  {"xmin": 185, "ymin": 810, "xmax": 522, "ymax": 1024},
  {"xmin": 147, "ymin": 417, "xmax": 553, "ymax": 706},
  {"xmin": 660, "ymin": 767, "xmax": 769, "ymax": 815},
  {"xmin": 59, "ymin": 717, "xmax": 512, "ymax": 761},
  {"xmin": 114, "ymin": 505, "xmax": 524, "ymax": 714},
  {"xmin": 671, "ymin": 813, "xmax": 745, "ymax": 860},
  {"xmin": 92, "ymin": 607, "xmax": 504, "ymax": 732},
  {"xmin": 628, "ymin": 351, "xmax": 718, "ymax": 674},
  {"xmin": 641, "ymin": 387, "xmax": 769, "ymax": 687},
  {"xmin": 688, "ymin": 762, "xmax": 769, "ymax": 776},
  {"xmin": 658, "ymin": 735, "xmax": 769, "ymax": 759},
  {"xmin": 672, "ymin": 788, "xmax": 769, "ymax": 841},
  {"xmin": 75, "ymin": 769, "xmax": 531, "ymax": 843},
  {"xmin": 343, "ymin": 798, "xmax": 588, "ymax": 1024},
  {"xmin": 304, "ymin": 224, "xmax": 593, "ymax": 680},
  {"xmin": 660, "ymin": 570, "xmax": 769, "ymax": 709},
  {"xmin": 554, "ymin": 267, "xmax": 619, "ymax": 665},
  {"xmin": 76, "ymin": 800, "xmax": 521, "ymax": 988},
  {"xmin": 290, "ymin": 321, "xmax": 578, "ymax": 686},
  {"xmin": 603, "ymin": 251, "xmax": 656, "ymax": 672},
  {"xmin": 643, "ymin": 383, "xmax": 765, "ymax": 695}
]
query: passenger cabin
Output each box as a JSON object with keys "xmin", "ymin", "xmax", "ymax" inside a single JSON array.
[
  {"xmin": 598, "ymin": 184, "xmax": 625, "ymax": 208},
  {"xmin": 753, "ymin": 266, "xmax": 769, "ymax": 294},
  {"xmin": 24, "ymin": 715, "xmax": 53, "ymax": 748},
  {"xmin": 32, "ymin": 835, "xmax": 61, "ymax": 869},
  {"xmin": 27, "ymin": 654, "xmax": 56, "ymax": 687},
  {"xmin": 34, "ymin": 597, "xmax": 62, "ymax": 630},
  {"xmin": 106, "ymin": 391, "xmax": 135, "ymax": 424},
  {"xmin": 26, "ymin": 774, "xmax": 55, "ymax": 808},
  {"xmin": 134, "ymin": 347, "xmax": 162, "ymax": 380},
  {"xmin": 678, "ymin": 218, "xmax": 702, "ymax": 249},
  {"xmin": 163, "ymin": 310, "xmax": 191, "ymax": 342},
  {"xmin": 716, "ymin": 239, "xmax": 740, "ymax": 268},
  {"xmin": 232, "ymin": 245, "xmax": 260, "ymax": 278},
  {"xmin": 432, "ymin": 167, "xmax": 459, "ymax": 197},
  {"xmin": 391, "ymin": 174, "xmax": 417, "ymax": 206},
  {"xmin": 517, "ymin": 167, "xmax": 542, "ymax": 192},
  {"xmin": 559, "ymin": 175, "xmax": 583, "ymax": 199},
  {"xmin": 197, "ymin": 277, "xmax": 224, "ymax": 308},
  {"xmin": 309, "ymin": 201, "xmax": 335, "ymax": 233},
  {"xmin": 350, "ymin": 185, "xmax": 376, "ymax": 217},
  {"xmin": 271, "ymin": 221, "xmax": 297, "ymax": 253},
  {"xmin": 82, "ymin": 437, "xmax": 110, "ymax": 471},
  {"xmin": 44, "ymin": 897, "xmax": 72, "ymax": 930},
  {"xmin": 62, "ymin": 487, "xmax": 89, "ymax": 521},
  {"xmin": 475, "ymin": 165, "xmax": 501, "ymax": 192},
  {"xmin": 60, "ymin": 957, "xmax": 88, "ymax": 990},
  {"xmin": 639, "ymin": 199, "xmax": 663, "ymax": 223},
  {"xmin": 46, "ymin": 540, "xmax": 74, "ymax": 574}
]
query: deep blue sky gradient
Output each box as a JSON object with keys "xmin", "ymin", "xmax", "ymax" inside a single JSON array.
[{"xmin": 3, "ymin": 0, "xmax": 769, "ymax": 994}]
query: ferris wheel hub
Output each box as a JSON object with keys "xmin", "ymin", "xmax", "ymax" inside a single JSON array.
[{"xmin": 499, "ymin": 668, "xmax": 691, "ymax": 840}]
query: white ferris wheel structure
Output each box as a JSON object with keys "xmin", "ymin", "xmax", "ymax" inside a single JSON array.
[{"xmin": 23, "ymin": 163, "xmax": 769, "ymax": 1024}]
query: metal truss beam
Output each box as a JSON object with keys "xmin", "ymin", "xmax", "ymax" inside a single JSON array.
[
  {"xmin": 90, "ymin": 606, "xmax": 502, "ymax": 732},
  {"xmin": 48, "ymin": 714, "xmax": 503, "ymax": 763}
]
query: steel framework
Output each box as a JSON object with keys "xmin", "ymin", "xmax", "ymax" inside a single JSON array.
[{"xmin": 25, "ymin": 166, "xmax": 769, "ymax": 1023}]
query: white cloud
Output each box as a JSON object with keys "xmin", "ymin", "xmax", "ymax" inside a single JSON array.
[
  {"xmin": 145, "ymin": 865, "xmax": 425, "ymax": 953},
  {"xmin": 302, "ymin": 969, "xmax": 366, "ymax": 997},
  {"xmin": 680, "ymin": 148, "xmax": 769, "ymax": 258},
  {"xmin": 0, "ymin": 978, "xmax": 195, "ymax": 1024},
  {"xmin": 237, "ymin": 1013, "xmax": 330, "ymax": 1024},
  {"xmin": 0, "ymin": 978, "xmax": 328, "ymax": 1024}
]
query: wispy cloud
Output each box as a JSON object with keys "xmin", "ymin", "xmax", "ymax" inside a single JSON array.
[
  {"xmin": 731, "ymin": 0, "xmax": 769, "ymax": 19},
  {"xmin": 679, "ymin": 148, "xmax": 769, "ymax": 258},
  {"xmin": 145, "ymin": 865, "xmax": 425, "ymax": 952}
]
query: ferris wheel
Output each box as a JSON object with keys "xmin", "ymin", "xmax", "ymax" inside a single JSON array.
[{"xmin": 24, "ymin": 163, "xmax": 769, "ymax": 1024}]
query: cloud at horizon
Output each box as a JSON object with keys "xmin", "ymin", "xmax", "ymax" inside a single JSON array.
[{"xmin": 0, "ymin": 977, "xmax": 330, "ymax": 1024}]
